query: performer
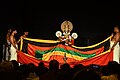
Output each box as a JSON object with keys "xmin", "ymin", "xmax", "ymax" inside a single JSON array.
[
  {"xmin": 2, "ymin": 29, "xmax": 12, "ymax": 61},
  {"xmin": 6, "ymin": 29, "xmax": 12, "ymax": 45},
  {"xmin": 56, "ymin": 20, "xmax": 78, "ymax": 46},
  {"xmin": 17, "ymin": 31, "xmax": 29, "ymax": 43},
  {"xmin": 110, "ymin": 26, "xmax": 120, "ymax": 63},
  {"xmin": 6, "ymin": 29, "xmax": 12, "ymax": 60},
  {"xmin": 17, "ymin": 31, "xmax": 29, "ymax": 50},
  {"xmin": 60, "ymin": 20, "xmax": 73, "ymax": 45},
  {"xmin": 9, "ymin": 29, "xmax": 18, "ymax": 61}
]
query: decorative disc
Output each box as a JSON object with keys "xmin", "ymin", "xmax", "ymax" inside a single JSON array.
[{"xmin": 61, "ymin": 20, "xmax": 73, "ymax": 32}]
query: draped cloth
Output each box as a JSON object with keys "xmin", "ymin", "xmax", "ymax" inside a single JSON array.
[
  {"xmin": 10, "ymin": 44, "xmax": 18, "ymax": 61},
  {"xmin": 110, "ymin": 41, "xmax": 120, "ymax": 63}
]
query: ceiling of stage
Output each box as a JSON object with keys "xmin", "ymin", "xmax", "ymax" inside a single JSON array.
[{"xmin": 0, "ymin": 1, "xmax": 120, "ymax": 46}]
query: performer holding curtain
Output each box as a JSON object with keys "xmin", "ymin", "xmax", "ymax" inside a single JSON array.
[
  {"xmin": 2, "ymin": 28, "xmax": 12, "ymax": 61},
  {"xmin": 17, "ymin": 31, "xmax": 29, "ymax": 50},
  {"xmin": 111, "ymin": 26, "xmax": 120, "ymax": 63},
  {"xmin": 17, "ymin": 31, "xmax": 29, "ymax": 43},
  {"xmin": 9, "ymin": 29, "xmax": 18, "ymax": 61}
]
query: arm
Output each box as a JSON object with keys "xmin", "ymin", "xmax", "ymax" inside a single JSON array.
[
  {"xmin": 111, "ymin": 33, "xmax": 114, "ymax": 41},
  {"xmin": 17, "ymin": 39, "xmax": 21, "ymax": 43},
  {"xmin": 17, "ymin": 36, "xmax": 24, "ymax": 43},
  {"xmin": 111, "ymin": 33, "xmax": 120, "ymax": 49}
]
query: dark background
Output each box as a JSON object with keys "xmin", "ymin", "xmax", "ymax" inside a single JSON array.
[{"xmin": 0, "ymin": 1, "xmax": 120, "ymax": 47}]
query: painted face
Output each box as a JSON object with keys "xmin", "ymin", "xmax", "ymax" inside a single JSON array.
[{"xmin": 64, "ymin": 25, "xmax": 69, "ymax": 33}]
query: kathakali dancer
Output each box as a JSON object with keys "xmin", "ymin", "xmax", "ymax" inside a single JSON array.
[
  {"xmin": 110, "ymin": 26, "xmax": 120, "ymax": 63},
  {"xmin": 56, "ymin": 20, "xmax": 78, "ymax": 46},
  {"xmin": 56, "ymin": 20, "xmax": 78, "ymax": 63}
]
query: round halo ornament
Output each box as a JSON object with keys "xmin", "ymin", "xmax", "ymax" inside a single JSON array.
[
  {"xmin": 71, "ymin": 33, "xmax": 78, "ymax": 39},
  {"xmin": 56, "ymin": 31, "xmax": 62, "ymax": 37},
  {"xmin": 61, "ymin": 20, "xmax": 73, "ymax": 33}
]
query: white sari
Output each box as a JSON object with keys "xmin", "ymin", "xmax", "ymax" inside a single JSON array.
[{"xmin": 110, "ymin": 41, "xmax": 120, "ymax": 63}]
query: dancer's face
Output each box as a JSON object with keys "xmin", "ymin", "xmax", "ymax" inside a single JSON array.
[
  {"xmin": 13, "ymin": 30, "xmax": 17, "ymax": 34},
  {"xmin": 8, "ymin": 29, "xmax": 11, "ymax": 33},
  {"xmin": 24, "ymin": 32, "xmax": 29, "ymax": 36},
  {"xmin": 64, "ymin": 25, "xmax": 69, "ymax": 33}
]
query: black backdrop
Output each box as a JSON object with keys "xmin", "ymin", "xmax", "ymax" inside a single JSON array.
[{"xmin": 0, "ymin": 1, "xmax": 120, "ymax": 61}]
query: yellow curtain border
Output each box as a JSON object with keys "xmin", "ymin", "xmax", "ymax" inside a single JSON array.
[
  {"xmin": 20, "ymin": 37, "xmax": 23, "ymax": 51},
  {"xmin": 24, "ymin": 38, "xmax": 60, "ymax": 43},
  {"xmin": 72, "ymin": 35, "xmax": 113, "ymax": 49},
  {"xmin": 20, "ymin": 35, "xmax": 113, "ymax": 51}
]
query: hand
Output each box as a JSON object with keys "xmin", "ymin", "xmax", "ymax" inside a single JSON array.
[
  {"xmin": 111, "ymin": 33, "xmax": 114, "ymax": 36},
  {"xmin": 111, "ymin": 47, "xmax": 114, "ymax": 50},
  {"xmin": 20, "ymin": 36, "xmax": 23, "ymax": 38},
  {"xmin": 16, "ymin": 49, "xmax": 19, "ymax": 53}
]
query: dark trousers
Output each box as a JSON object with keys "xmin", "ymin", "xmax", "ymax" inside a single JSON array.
[{"xmin": 2, "ymin": 44, "xmax": 11, "ymax": 61}]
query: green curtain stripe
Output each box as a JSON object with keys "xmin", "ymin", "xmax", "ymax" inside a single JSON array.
[{"xmin": 35, "ymin": 48, "xmax": 96, "ymax": 58}]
